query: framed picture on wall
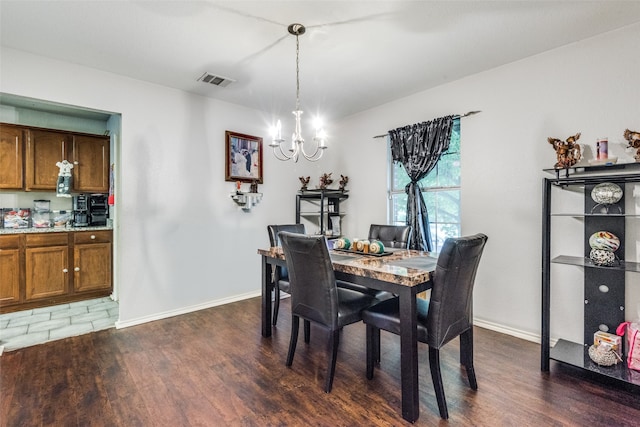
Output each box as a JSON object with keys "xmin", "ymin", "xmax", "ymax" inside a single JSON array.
[{"xmin": 225, "ymin": 131, "xmax": 263, "ymax": 183}]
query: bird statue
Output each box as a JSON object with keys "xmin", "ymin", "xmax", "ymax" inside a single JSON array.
[
  {"xmin": 338, "ymin": 175, "xmax": 349, "ymax": 192},
  {"xmin": 624, "ymin": 129, "xmax": 640, "ymax": 162},
  {"xmin": 548, "ymin": 132, "xmax": 582, "ymax": 168},
  {"xmin": 319, "ymin": 173, "xmax": 333, "ymax": 189},
  {"xmin": 299, "ymin": 176, "xmax": 310, "ymax": 191}
]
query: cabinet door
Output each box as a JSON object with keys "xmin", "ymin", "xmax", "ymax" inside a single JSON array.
[
  {"xmin": 0, "ymin": 235, "xmax": 21, "ymax": 306},
  {"xmin": 25, "ymin": 130, "xmax": 71, "ymax": 191},
  {"xmin": 0, "ymin": 125, "xmax": 24, "ymax": 189},
  {"xmin": 25, "ymin": 245, "xmax": 69, "ymax": 300},
  {"xmin": 72, "ymin": 135, "xmax": 110, "ymax": 192},
  {"xmin": 73, "ymin": 242, "xmax": 112, "ymax": 293}
]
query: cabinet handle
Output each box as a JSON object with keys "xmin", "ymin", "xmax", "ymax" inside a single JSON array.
[
  {"xmin": 63, "ymin": 268, "xmax": 68, "ymax": 273},
  {"xmin": 90, "ymin": 235, "xmax": 96, "ymax": 239},
  {"xmin": 74, "ymin": 267, "xmax": 80, "ymax": 272}
]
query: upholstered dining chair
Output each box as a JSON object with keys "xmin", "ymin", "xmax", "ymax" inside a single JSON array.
[
  {"xmin": 361, "ymin": 233, "xmax": 488, "ymax": 419},
  {"xmin": 279, "ymin": 231, "xmax": 378, "ymax": 393},
  {"xmin": 267, "ymin": 224, "xmax": 305, "ymax": 325},
  {"xmin": 368, "ymin": 224, "xmax": 412, "ymax": 249}
]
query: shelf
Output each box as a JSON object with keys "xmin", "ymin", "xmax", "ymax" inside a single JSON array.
[
  {"xmin": 550, "ymin": 339, "xmax": 640, "ymax": 390},
  {"xmin": 544, "ymin": 162, "xmax": 640, "ymax": 180},
  {"xmin": 550, "ymin": 213, "xmax": 640, "ymax": 218},
  {"xmin": 552, "ymin": 255, "xmax": 640, "ymax": 273}
]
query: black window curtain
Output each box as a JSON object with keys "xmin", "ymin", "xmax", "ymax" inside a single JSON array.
[{"xmin": 389, "ymin": 115, "xmax": 455, "ymax": 251}]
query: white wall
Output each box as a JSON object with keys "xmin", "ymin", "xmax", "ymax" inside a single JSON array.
[
  {"xmin": 2, "ymin": 23, "xmax": 639, "ymax": 340},
  {"xmin": 0, "ymin": 47, "xmax": 336, "ymax": 325},
  {"xmin": 335, "ymin": 23, "xmax": 640, "ymax": 341}
]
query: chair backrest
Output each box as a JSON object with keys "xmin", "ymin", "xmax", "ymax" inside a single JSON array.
[
  {"xmin": 368, "ymin": 224, "xmax": 412, "ymax": 249},
  {"xmin": 267, "ymin": 224, "xmax": 305, "ymax": 246},
  {"xmin": 427, "ymin": 233, "xmax": 488, "ymax": 349},
  {"xmin": 279, "ymin": 231, "xmax": 339, "ymax": 329}
]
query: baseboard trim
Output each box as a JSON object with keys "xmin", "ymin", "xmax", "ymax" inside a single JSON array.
[
  {"xmin": 474, "ymin": 318, "xmax": 543, "ymax": 344},
  {"xmin": 114, "ymin": 290, "xmax": 261, "ymax": 329}
]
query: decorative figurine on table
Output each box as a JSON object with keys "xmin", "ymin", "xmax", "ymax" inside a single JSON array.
[
  {"xmin": 339, "ymin": 175, "xmax": 349, "ymax": 192},
  {"xmin": 250, "ymin": 180, "xmax": 259, "ymax": 193},
  {"xmin": 55, "ymin": 159, "xmax": 74, "ymax": 198},
  {"xmin": 319, "ymin": 173, "xmax": 333, "ymax": 189},
  {"xmin": 548, "ymin": 132, "xmax": 581, "ymax": 168},
  {"xmin": 299, "ymin": 176, "xmax": 310, "ymax": 191},
  {"xmin": 624, "ymin": 129, "xmax": 640, "ymax": 162}
]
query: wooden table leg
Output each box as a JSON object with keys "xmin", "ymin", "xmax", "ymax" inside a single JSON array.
[
  {"xmin": 261, "ymin": 256, "xmax": 273, "ymax": 338},
  {"xmin": 398, "ymin": 287, "xmax": 420, "ymax": 422}
]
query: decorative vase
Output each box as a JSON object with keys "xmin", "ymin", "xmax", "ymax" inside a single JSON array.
[
  {"xmin": 589, "ymin": 249, "xmax": 616, "ymax": 267},
  {"xmin": 591, "ymin": 182, "xmax": 623, "ymax": 205},
  {"xmin": 588, "ymin": 231, "xmax": 620, "ymax": 252}
]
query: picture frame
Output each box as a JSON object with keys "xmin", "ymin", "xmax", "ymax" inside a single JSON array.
[{"xmin": 225, "ymin": 131, "xmax": 263, "ymax": 184}]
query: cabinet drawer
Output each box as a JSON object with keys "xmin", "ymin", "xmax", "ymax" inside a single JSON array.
[
  {"xmin": 25, "ymin": 233, "xmax": 69, "ymax": 247},
  {"xmin": 74, "ymin": 230, "xmax": 112, "ymax": 244},
  {"xmin": 0, "ymin": 235, "xmax": 21, "ymax": 249}
]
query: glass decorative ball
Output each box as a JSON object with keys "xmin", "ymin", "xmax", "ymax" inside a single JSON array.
[
  {"xmin": 591, "ymin": 182, "xmax": 623, "ymax": 205},
  {"xmin": 589, "ymin": 249, "xmax": 616, "ymax": 267},
  {"xmin": 588, "ymin": 231, "xmax": 620, "ymax": 252}
]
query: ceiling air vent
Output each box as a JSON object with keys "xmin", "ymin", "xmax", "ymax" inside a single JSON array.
[{"xmin": 197, "ymin": 72, "xmax": 235, "ymax": 87}]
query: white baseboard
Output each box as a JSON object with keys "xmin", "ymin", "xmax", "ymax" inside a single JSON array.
[
  {"xmin": 474, "ymin": 317, "xmax": 544, "ymax": 344},
  {"xmin": 114, "ymin": 290, "xmax": 261, "ymax": 329}
]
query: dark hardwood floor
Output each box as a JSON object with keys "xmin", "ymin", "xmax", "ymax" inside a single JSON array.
[{"xmin": 1, "ymin": 296, "xmax": 639, "ymax": 426}]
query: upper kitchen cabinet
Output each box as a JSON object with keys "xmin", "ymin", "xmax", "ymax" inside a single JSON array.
[
  {"xmin": 25, "ymin": 129, "xmax": 72, "ymax": 191},
  {"xmin": 0, "ymin": 124, "xmax": 25, "ymax": 189},
  {"xmin": 72, "ymin": 134, "xmax": 110, "ymax": 193},
  {"xmin": 20, "ymin": 127, "xmax": 110, "ymax": 193}
]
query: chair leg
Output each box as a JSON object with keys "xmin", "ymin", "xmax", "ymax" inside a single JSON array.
[
  {"xmin": 325, "ymin": 330, "xmax": 340, "ymax": 393},
  {"xmin": 460, "ymin": 329, "xmax": 478, "ymax": 390},
  {"xmin": 365, "ymin": 324, "xmax": 378, "ymax": 379},
  {"xmin": 304, "ymin": 319, "xmax": 311, "ymax": 343},
  {"xmin": 272, "ymin": 284, "xmax": 280, "ymax": 326},
  {"xmin": 286, "ymin": 316, "xmax": 299, "ymax": 366},
  {"xmin": 428, "ymin": 347, "xmax": 449, "ymax": 419}
]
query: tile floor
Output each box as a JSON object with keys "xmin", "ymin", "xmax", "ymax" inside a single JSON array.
[{"xmin": 0, "ymin": 297, "xmax": 118, "ymax": 354}]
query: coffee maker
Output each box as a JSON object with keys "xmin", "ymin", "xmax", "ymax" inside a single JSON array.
[
  {"xmin": 72, "ymin": 194, "xmax": 89, "ymax": 227},
  {"xmin": 88, "ymin": 194, "xmax": 108, "ymax": 226}
]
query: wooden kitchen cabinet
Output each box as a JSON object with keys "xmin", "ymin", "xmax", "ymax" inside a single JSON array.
[
  {"xmin": 25, "ymin": 129, "xmax": 71, "ymax": 191},
  {"xmin": 0, "ymin": 124, "xmax": 25, "ymax": 189},
  {"xmin": 24, "ymin": 233, "xmax": 70, "ymax": 301},
  {"xmin": 0, "ymin": 235, "xmax": 22, "ymax": 305},
  {"xmin": 72, "ymin": 135, "xmax": 110, "ymax": 193},
  {"xmin": 2, "ymin": 124, "xmax": 111, "ymax": 192},
  {"xmin": 0, "ymin": 230, "xmax": 113, "ymax": 312},
  {"xmin": 73, "ymin": 231, "xmax": 112, "ymax": 293}
]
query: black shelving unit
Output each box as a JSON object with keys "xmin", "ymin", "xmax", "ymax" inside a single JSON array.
[
  {"xmin": 541, "ymin": 162, "xmax": 640, "ymax": 390},
  {"xmin": 295, "ymin": 189, "xmax": 348, "ymax": 237}
]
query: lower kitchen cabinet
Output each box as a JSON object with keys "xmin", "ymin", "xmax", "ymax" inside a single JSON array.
[
  {"xmin": 73, "ymin": 231, "xmax": 112, "ymax": 293},
  {"xmin": 0, "ymin": 235, "xmax": 21, "ymax": 305},
  {"xmin": 0, "ymin": 229, "xmax": 113, "ymax": 313},
  {"xmin": 25, "ymin": 233, "xmax": 69, "ymax": 300}
]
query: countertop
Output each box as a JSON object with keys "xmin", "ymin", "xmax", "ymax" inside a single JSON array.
[{"xmin": 0, "ymin": 225, "xmax": 113, "ymax": 235}]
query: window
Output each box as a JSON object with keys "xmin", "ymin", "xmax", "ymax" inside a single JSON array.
[{"xmin": 388, "ymin": 118, "xmax": 461, "ymax": 252}]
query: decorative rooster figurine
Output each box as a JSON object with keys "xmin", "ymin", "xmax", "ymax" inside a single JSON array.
[
  {"xmin": 299, "ymin": 176, "xmax": 310, "ymax": 191},
  {"xmin": 624, "ymin": 129, "xmax": 640, "ymax": 162},
  {"xmin": 319, "ymin": 173, "xmax": 333, "ymax": 189},
  {"xmin": 338, "ymin": 175, "xmax": 349, "ymax": 191},
  {"xmin": 548, "ymin": 132, "xmax": 581, "ymax": 168}
]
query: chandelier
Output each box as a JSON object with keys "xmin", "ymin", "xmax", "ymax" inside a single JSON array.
[{"xmin": 269, "ymin": 23, "xmax": 327, "ymax": 162}]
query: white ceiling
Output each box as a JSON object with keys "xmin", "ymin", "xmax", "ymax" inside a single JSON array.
[{"xmin": 2, "ymin": 1, "xmax": 640, "ymax": 122}]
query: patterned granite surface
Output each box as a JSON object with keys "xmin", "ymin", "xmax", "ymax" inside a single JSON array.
[
  {"xmin": 258, "ymin": 246, "xmax": 435, "ymax": 286},
  {"xmin": 0, "ymin": 225, "xmax": 112, "ymax": 235}
]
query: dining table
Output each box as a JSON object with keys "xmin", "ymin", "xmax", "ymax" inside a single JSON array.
[{"xmin": 257, "ymin": 244, "xmax": 437, "ymax": 423}]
